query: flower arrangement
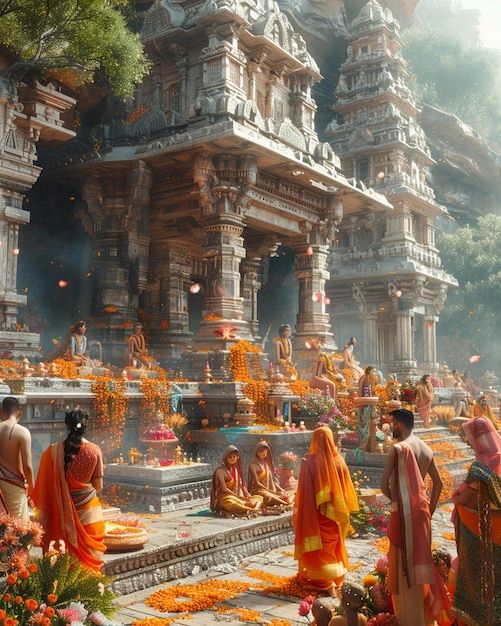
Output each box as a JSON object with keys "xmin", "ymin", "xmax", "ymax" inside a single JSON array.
[
  {"xmin": 430, "ymin": 375, "xmax": 444, "ymax": 388},
  {"xmin": 0, "ymin": 520, "xmax": 119, "ymax": 626},
  {"xmin": 400, "ymin": 380, "xmax": 416, "ymax": 404},
  {"xmin": 297, "ymin": 392, "xmax": 348, "ymax": 430},
  {"xmin": 279, "ymin": 451, "xmax": 297, "ymax": 470},
  {"xmin": 142, "ymin": 423, "xmax": 177, "ymax": 441},
  {"xmin": 229, "ymin": 341, "xmax": 270, "ymax": 418}
]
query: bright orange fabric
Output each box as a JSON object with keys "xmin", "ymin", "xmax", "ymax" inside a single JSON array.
[
  {"xmin": 387, "ymin": 442, "xmax": 434, "ymax": 589},
  {"xmin": 294, "ymin": 427, "xmax": 359, "ymax": 589},
  {"xmin": 33, "ymin": 442, "xmax": 105, "ymax": 572}
]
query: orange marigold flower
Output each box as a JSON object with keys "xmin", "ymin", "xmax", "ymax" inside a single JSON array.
[
  {"xmin": 14, "ymin": 595, "xmax": 23, "ymax": 605},
  {"xmin": 6, "ymin": 574, "xmax": 17, "ymax": 585},
  {"xmin": 19, "ymin": 569, "xmax": 30, "ymax": 579},
  {"xmin": 47, "ymin": 594, "xmax": 58, "ymax": 604},
  {"xmin": 28, "ymin": 563, "xmax": 38, "ymax": 573},
  {"xmin": 0, "ymin": 609, "xmax": 5, "ymax": 620},
  {"xmin": 25, "ymin": 598, "xmax": 38, "ymax": 611},
  {"xmin": 44, "ymin": 607, "xmax": 55, "ymax": 617},
  {"xmin": 5, "ymin": 617, "xmax": 19, "ymax": 626},
  {"xmin": 3, "ymin": 593, "xmax": 12, "ymax": 602}
]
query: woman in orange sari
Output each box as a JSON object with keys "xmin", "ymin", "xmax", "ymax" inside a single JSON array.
[
  {"xmin": 451, "ymin": 417, "xmax": 501, "ymax": 626},
  {"xmin": 33, "ymin": 409, "xmax": 105, "ymax": 572},
  {"xmin": 294, "ymin": 427, "xmax": 359, "ymax": 595},
  {"xmin": 248, "ymin": 441, "xmax": 290, "ymax": 509}
]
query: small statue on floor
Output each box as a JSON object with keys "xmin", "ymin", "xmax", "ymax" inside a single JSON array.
[
  {"xmin": 329, "ymin": 582, "xmax": 367, "ymax": 626},
  {"xmin": 210, "ymin": 445, "xmax": 263, "ymax": 517}
]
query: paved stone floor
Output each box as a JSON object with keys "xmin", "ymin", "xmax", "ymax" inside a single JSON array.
[{"xmin": 113, "ymin": 503, "xmax": 457, "ymax": 625}]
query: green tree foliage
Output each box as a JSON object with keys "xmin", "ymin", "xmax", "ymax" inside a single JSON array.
[
  {"xmin": 403, "ymin": 29, "xmax": 501, "ymax": 145},
  {"xmin": 438, "ymin": 214, "xmax": 501, "ymax": 372},
  {"xmin": 0, "ymin": 0, "xmax": 149, "ymax": 97}
]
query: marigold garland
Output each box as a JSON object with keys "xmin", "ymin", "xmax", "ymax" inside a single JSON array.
[
  {"xmin": 90, "ymin": 377, "xmax": 128, "ymax": 460},
  {"xmin": 229, "ymin": 341, "xmax": 270, "ymax": 419},
  {"xmin": 245, "ymin": 570, "xmax": 310, "ymax": 599},
  {"xmin": 372, "ymin": 537, "xmax": 390, "ymax": 555},
  {"xmin": 289, "ymin": 378, "xmax": 311, "ymax": 398},
  {"xmin": 144, "ymin": 579, "xmax": 256, "ymax": 613},
  {"xmin": 140, "ymin": 377, "xmax": 171, "ymax": 432}
]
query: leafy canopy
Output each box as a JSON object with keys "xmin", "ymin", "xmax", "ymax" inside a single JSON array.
[
  {"xmin": 0, "ymin": 0, "xmax": 149, "ymax": 97},
  {"xmin": 403, "ymin": 29, "xmax": 501, "ymax": 145},
  {"xmin": 438, "ymin": 214, "xmax": 501, "ymax": 371}
]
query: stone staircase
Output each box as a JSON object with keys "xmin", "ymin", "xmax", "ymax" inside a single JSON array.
[{"xmin": 345, "ymin": 415, "xmax": 474, "ymax": 489}]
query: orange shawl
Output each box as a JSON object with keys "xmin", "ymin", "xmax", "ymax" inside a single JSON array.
[
  {"xmin": 294, "ymin": 427, "xmax": 358, "ymax": 562},
  {"xmin": 33, "ymin": 442, "xmax": 105, "ymax": 572},
  {"xmin": 388, "ymin": 442, "xmax": 434, "ymax": 587}
]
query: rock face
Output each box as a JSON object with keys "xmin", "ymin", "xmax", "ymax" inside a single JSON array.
[{"xmin": 420, "ymin": 104, "xmax": 501, "ymax": 224}]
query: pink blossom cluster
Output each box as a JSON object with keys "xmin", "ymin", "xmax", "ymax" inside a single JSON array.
[{"xmin": 142, "ymin": 424, "xmax": 177, "ymax": 440}]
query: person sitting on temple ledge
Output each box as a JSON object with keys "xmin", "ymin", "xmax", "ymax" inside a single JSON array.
[
  {"xmin": 342, "ymin": 336, "xmax": 364, "ymax": 384},
  {"xmin": 125, "ymin": 322, "xmax": 152, "ymax": 369},
  {"xmin": 210, "ymin": 445, "xmax": 263, "ymax": 517},
  {"xmin": 248, "ymin": 441, "xmax": 290, "ymax": 511},
  {"xmin": 272, "ymin": 323, "xmax": 297, "ymax": 380},
  {"xmin": 65, "ymin": 320, "xmax": 90, "ymax": 367},
  {"xmin": 310, "ymin": 350, "xmax": 338, "ymax": 399}
]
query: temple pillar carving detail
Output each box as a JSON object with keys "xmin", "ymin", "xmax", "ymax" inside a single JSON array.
[
  {"xmin": 422, "ymin": 311, "xmax": 438, "ymax": 374},
  {"xmin": 393, "ymin": 308, "xmax": 416, "ymax": 374}
]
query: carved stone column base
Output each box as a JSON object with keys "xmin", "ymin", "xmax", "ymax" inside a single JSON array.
[{"xmin": 193, "ymin": 318, "xmax": 253, "ymax": 350}]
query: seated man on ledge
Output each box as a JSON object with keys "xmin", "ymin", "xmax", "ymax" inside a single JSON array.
[{"xmin": 125, "ymin": 322, "xmax": 152, "ymax": 369}]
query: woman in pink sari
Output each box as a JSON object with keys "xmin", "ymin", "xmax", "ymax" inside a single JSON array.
[{"xmin": 451, "ymin": 417, "xmax": 501, "ymax": 626}]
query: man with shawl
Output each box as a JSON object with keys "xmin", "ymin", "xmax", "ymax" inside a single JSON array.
[
  {"xmin": 451, "ymin": 417, "xmax": 501, "ymax": 626},
  {"xmin": 380, "ymin": 409, "xmax": 443, "ymax": 626},
  {"xmin": 210, "ymin": 445, "xmax": 263, "ymax": 516},
  {"xmin": 293, "ymin": 426, "xmax": 359, "ymax": 594}
]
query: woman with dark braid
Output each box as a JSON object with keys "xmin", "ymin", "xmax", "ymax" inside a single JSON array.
[{"xmin": 33, "ymin": 409, "xmax": 105, "ymax": 571}]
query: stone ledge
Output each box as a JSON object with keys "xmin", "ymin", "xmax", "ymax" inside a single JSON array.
[{"xmin": 103, "ymin": 513, "xmax": 293, "ymax": 595}]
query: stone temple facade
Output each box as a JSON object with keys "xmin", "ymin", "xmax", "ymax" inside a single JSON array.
[
  {"xmin": 326, "ymin": 0, "xmax": 457, "ymax": 376},
  {"xmin": 38, "ymin": 0, "xmax": 390, "ymax": 371}
]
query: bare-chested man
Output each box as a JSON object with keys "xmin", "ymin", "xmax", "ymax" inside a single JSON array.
[
  {"xmin": 0, "ymin": 397, "xmax": 34, "ymax": 520},
  {"xmin": 380, "ymin": 409, "xmax": 442, "ymax": 626}
]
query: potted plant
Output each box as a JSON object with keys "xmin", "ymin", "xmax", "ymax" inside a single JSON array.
[{"xmin": 278, "ymin": 451, "xmax": 297, "ymax": 489}]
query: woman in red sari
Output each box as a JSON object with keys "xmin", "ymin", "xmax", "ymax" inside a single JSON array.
[
  {"xmin": 33, "ymin": 409, "xmax": 105, "ymax": 572},
  {"xmin": 294, "ymin": 427, "xmax": 359, "ymax": 595}
]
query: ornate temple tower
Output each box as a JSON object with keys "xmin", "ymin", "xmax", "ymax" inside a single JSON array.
[
  {"xmin": 0, "ymin": 77, "xmax": 75, "ymax": 357},
  {"xmin": 326, "ymin": 0, "xmax": 456, "ymax": 376},
  {"xmin": 56, "ymin": 0, "xmax": 390, "ymax": 370}
]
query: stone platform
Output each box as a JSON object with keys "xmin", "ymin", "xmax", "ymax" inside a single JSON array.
[
  {"xmin": 191, "ymin": 428, "xmax": 312, "ymax": 471},
  {"xmin": 102, "ymin": 503, "xmax": 294, "ymax": 595},
  {"xmin": 104, "ymin": 463, "xmax": 213, "ymax": 513}
]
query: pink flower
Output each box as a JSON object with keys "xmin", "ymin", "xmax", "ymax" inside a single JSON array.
[
  {"xmin": 376, "ymin": 555, "xmax": 388, "ymax": 576},
  {"xmin": 57, "ymin": 601, "xmax": 88, "ymax": 622},
  {"xmin": 298, "ymin": 600, "xmax": 311, "ymax": 617}
]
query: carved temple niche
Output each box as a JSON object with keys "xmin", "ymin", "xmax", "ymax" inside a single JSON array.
[{"xmin": 77, "ymin": 161, "xmax": 152, "ymax": 360}]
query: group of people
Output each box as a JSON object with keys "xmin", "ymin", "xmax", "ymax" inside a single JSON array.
[
  {"xmin": 0, "ymin": 397, "xmax": 106, "ymax": 572},
  {"xmin": 65, "ymin": 319, "xmax": 153, "ymax": 370},
  {"xmin": 210, "ymin": 442, "xmax": 291, "ymax": 516},
  {"xmin": 294, "ymin": 409, "xmax": 500, "ymax": 626}
]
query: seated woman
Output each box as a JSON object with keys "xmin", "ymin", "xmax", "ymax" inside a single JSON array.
[
  {"xmin": 451, "ymin": 417, "xmax": 501, "ymax": 626},
  {"xmin": 210, "ymin": 445, "xmax": 263, "ymax": 517},
  {"xmin": 248, "ymin": 441, "xmax": 290, "ymax": 510},
  {"xmin": 33, "ymin": 409, "xmax": 105, "ymax": 572},
  {"xmin": 310, "ymin": 351, "xmax": 337, "ymax": 399}
]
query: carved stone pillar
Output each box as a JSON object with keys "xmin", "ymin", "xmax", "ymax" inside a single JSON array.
[
  {"xmin": 393, "ymin": 308, "xmax": 416, "ymax": 375},
  {"xmin": 149, "ymin": 239, "xmax": 192, "ymax": 361},
  {"xmin": 241, "ymin": 258, "xmax": 261, "ymax": 338},
  {"xmin": 77, "ymin": 161, "xmax": 152, "ymax": 362},
  {"xmin": 422, "ymin": 313, "xmax": 438, "ymax": 374},
  {"xmin": 193, "ymin": 154, "xmax": 256, "ymax": 348},
  {"xmin": 363, "ymin": 312, "xmax": 378, "ymax": 365},
  {"xmin": 0, "ymin": 79, "xmax": 75, "ymax": 356},
  {"xmin": 292, "ymin": 241, "xmax": 333, "ymax": 346}
]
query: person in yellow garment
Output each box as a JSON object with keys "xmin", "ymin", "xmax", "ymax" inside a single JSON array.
[
  {"xmin": 294, "ymin": 426, "xmax": 359, "ymax": 595},
  {"xmin": 210, "ymin": 445, "xmax": 263, "ymax": 517},
  {"xmin": 248, "ymin": 441, "xmax": 290, "ymax": 509}
]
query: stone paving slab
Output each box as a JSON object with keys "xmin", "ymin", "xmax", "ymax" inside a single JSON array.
[{"xmin": 113, "ymin": 501, "xmax": 458, "ymax": 625}]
